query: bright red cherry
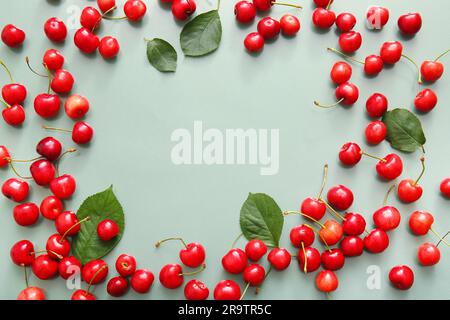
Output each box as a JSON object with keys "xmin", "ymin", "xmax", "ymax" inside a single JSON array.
[
  {"xmin": 244, "ymin": 32, "xmax": 264, "ymax": 52},
  {"xmin": 376, "ymin": 154, "xmax": 403, "ymax": 180},
  {"xmin": 312, "ymin": 8, "xmax": 335, "ymax": 29},
  {"xmin": 327, "ymin": 184, "xmax": 354, "ymax": 211},
  {"xmin": 398, "ymin": 13, "xmax": 422, "ymax": 35},
  {"xmin": 51, "ymin": 69, "xmax": 74, "ymax": 94},
  {"xmin": 176, "ymin": 242, "xmax": 205, "ymax": 268},
  {"xmin": 172, "ymin": 0, "xmax": 196, "ymax": 21},
  {"xmin": 222, "ymin": 248, "xmax": 247, "ymax": 274},
  {"xmin": 10, "ymin": 240, "xmax": 35, "ymax": 266},
  {"xmin": 364, "ymin": 55, "xmax": 383, "ymax": 76},
  {"xmin": 342, "ymin": 212, "xmax": 366, "ymax": 236},
  {"xmin": 213, "ymin": 280, "xmax": 240, "ymax": 300},
  {"xmin": 2, "ymin": 178, "xmax": 29, "ymax": 202},
  {"xmin": 36, "ymin": 137, "xmax": 62, "ymax": 161},
  {"xmin": 0, "ymin": 145, "xmax": 10, "ymax": 168},
  {"xmin": 364, "ymin": 229, "xmax": 389, "ymax": 253},
  {"xmin": 124, "ymin": 0, "xmax": 147, "ymax": 21},
  {"xmin": 335, "ymin": 13, "xmax": 356, "ymax": 33},
  {"xmin": 330, "ymin": 61, "xmax": 352, "ymax": 84},
  {"xmin": 373, "ymin": 206, "xmax": 401, "ymax": 231},
  {"xmin": 398, "ymin": 180, "xmax": 423, "ymax": 203},
  {"xmin": 380, "ymin": 41, "xmax": 403, "ymax": 64},
  {"xmin": 414, "ymin": 89, "xmax": 437, "ymax": 113},
  {"xmin": 55, "ymin": 211, "xmax": 80, "ymax": 236},
  {"xmin": 32, "ymin": 254, "xmax": 58, "ymax": 280},
  {"xmin": 17, "ymin": 287, "xmax": 45, "ymax": 300},
  {"xmin": 72, "ymin": 121, "xmax": 94, "ymax": 144},
  {"xmin": 72, "ymin": 290, "xmax": 96, "ymax": 300},
  {"xmin": 131, "ymin": 269, "xmax": 154, "ymax": 293},
  {"xmin": 339, "ymin": 142, "xmax": 362, "ymax": 166},
  {"xmin": 58, "ymin": 256, "xmax": 82, "ymax": 279},
  {"xmin": 50, "ymin": 174, "xmax": 76, "ymax": 199},
  {"xmin": 243, "ymin": 264, "xmax": 265, "ymax": 286},
  {"xmin": 107, "ymin": 276, "xmax": 129, "ymax": 297},
  {"xmin": 321, "ymin": 248, "xmax": 345, "ymax": 270},
  {"xmin": 43, "ymin": 49, "xmax": 64, "ymax": 71},
  {"xmin": 280, "ymin": 14, "xmax": 300, "ymax": 36},
  {"xmin": 99, "ymin": 36, "xmax": 120, "ymax": 59},
  {"xmin": 234, "ymin": 1, "xmax": 257, "ymax": 24},
  {"xmin": 365, "ymin": 120, "xmax": 387, "ymax": 145},
  {"xmin": 184, "ymin": 280, "xmax": 209, "ymax": 300},
  {"xmin": 340, "ymin": 236, "xmax": 364, "ymax": 257},
  {"xmin": 2, "ymin": 103, "xmax": 25, "ymax": 126},
  {"xmin": 13, "ymin": 202, "xmax": 39, "ymax": 226},
  {"xmin": 74, "ymin": 27, "xmax": 100, "ymax": 54},
  {"xmin": 98, "ymin": 0, "xmax": 116, "ymax": 12},
  {"xmin": 2, "ymin": 83, "xmax": 27, "ymax": 106},
  {"xmin": 257, "ymin": 17, "xmax": 281, "ymax": 39},
  {"xmin": 301, "ymin": 197, "xmax": 326, "ymax": 220},
  {"xmin": 267, "ymin": 247, "xmax": 291, "ymax": 270},
  {"xmin": 159, "ymin": 263, "xmax": 184, "ymax": 289},
  {"xmin": 389, "ymin": 265, "xmax": 414, "ymax": 290},
  {"xmin": 319, "ymin": 220, "xmax": 343, "ymax": 246},
  {"xmin": 316, "ymin": 270, "xmax": 338, "ymax": 293},
  {"xmin": 34, "ymin": 93, "xmax": 61, "ymax": 119},
  {"xmin": 298, "ymin": 246, "xmax": 321, "ymax": 273},
  {"xmin": 245, "ymin": 239, "xmax": 267, "ymax": 261},
  {"xmin": 366, "ymin": 6, "xmax": 389, "ymax": 29},
  {"xmin": 97, "ymin": 219, "xmax": 120, "ymax": 241},
  {"xmin": 417, "ymin": 243, "xmax": 440, "ymax": 266},
  {"xmin": 313, "ymin": 0, "xmax": 333, "ymax": 7},
  {"xmin": 46, "ymin": 233, "xmax": 70, "ymax": 260},
  {"xmin": 82, "ymin": 259, "xmax": 108, "ymax": 284},
  {"xmin": 1, "ymin": 24, "xmax": 25, "ymax": 47},
  {"xmin": 30, "ymin": 159, "xmax": 56, "ymax": 186},
  {"xmin": 80, "ymin": 7, "xmax": 102, "ymax": 30},
  {"xmin": 440, "ymin": 178, "xmax": 450, "ymax": 198},
  {"xmin": 409, "ymin": 211, "xmax": 434, "ymax": 235},
  {"xmin": 290, "ymin": 224, "xmax": 315, "ymax": 248},
  {"xmin": 116, "ymin": 254, "xmax": 137, "ymax": 277},
  {"xmin": 421, "ymin": 60, "xmax": 444, "ymax": 83},
  {"xmin": 44, "ymin": 17, "xmax": 67, "ymax": 42},
  {"xmin": 366, "ymin": 93, "xmax": 388, "ymax": 118},
  {"xmin": 338, "ymin": 31, "xmax": 362, "ymax": 53},
  {"xmin": 335, "ymin": 82, "xmax": 359, "ymax": 105}
]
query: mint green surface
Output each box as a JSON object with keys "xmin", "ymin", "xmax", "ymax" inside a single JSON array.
[{"xmin": 0, "ymin": 0, "xmax": 449, "ymax": 300}]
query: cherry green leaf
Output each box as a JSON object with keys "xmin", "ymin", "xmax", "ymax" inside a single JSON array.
[
  {"xmin": 240, "ymin": 193, "xmax": 284, "ymax": 247},
  {"xmin": 72, "ymin": 186, "xmax": 125, "ymax": 264},
  {"xmin": 146, "ymin": 38, "xmax": 177, "ymax": 72},
  {"xmin": 180, "ymin": 10, "xmax": 222, "ymax": 57},
  {"xmin": 382, "ymin": 108, "xmax": 426, "ymax": 153}
]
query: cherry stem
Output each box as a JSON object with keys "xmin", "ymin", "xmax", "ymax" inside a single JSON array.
[
  {"xmin": 155, "ymin": 237, "xmax": 188, "ymax": 248},
  {"xmin": 429, "ymin": 228, "xmax": 450, "ymax": 247},
  {"xmin": 25, "ymin": 57, "xmax": 48, "ymax": 78},
  {"xmin": 255, "ymin": 266, "xmax": 272, "ymax": 294},
  {"xmin": 413, "ymin": 156, "xmax": 425, "ymax": 186},
  {"xmin": 61, "ymin": 216, "xmax": 91, "ymax": 241},
  {"xmin": 401, "ymin": 53, "xmax": 422, "ymax": 84},
  {"xmin": 55, "ymin": 148, "xmax": 77, "ymax": 177},
  {"xmin": 325, "ymin": 0, "xmax": 332, "ymax": 10},
  {"xmin": 283, "ymin": 211, "xmax": 325, "ymax": 229},
  {"xmin": 317, "ymin": 164, "xmax": 329, "ymax": 200},
  {"xmin": 322, "ymin": 201, "xmax": 346, "ymax": 221},
  {"xmin": 327, "ymin": 47, "xmax": 364, "ymax": 65},
  {"xmin": 23, "ymin": 266, "xmax": 29, "ymax": 288},
  {"xmin": 217, "ymin": 0, "xmax": 221, "ymax": 10},
  {"xmin": 304, "ymin": 223, "xmax": 332, "ymax": 252},
  {"xmin": 6, "ymin": 156, "xmax": 43, "ymax": 163},
  {"xmin": 240, "ymin": 282, "xmax": 250, "ymax": 300},
  {"xmin": 301, "ymin": 242, "xmax": 307, "ymax": 274},
  {"xmin": 434, "ymin": 49, "xmax": 450, "ymax": 62},
  {"xmin": 0, "ymin": 59, "xmax": 14, "ymax": 82},
  {"xmin": 361, "ymin": 151, "xmax": 386, "ymax": 163},
  {"xmin": 383, "ymin": 184, "xmax": 396, "ymax": 206},
  {"xmin": 436, "ymin": 230, "xmax": 450, "ymax": 247},
  {"xmin": 314, "ymin": 98, "xmax": 345, "ymax": 109},
  {"xmin": 32, "ymin": 250, "xmax": 63, "ymax": 260},
  {"xmin": 231, "ymin": 233, "xmax": 243, "ymax": 248},
  {"xmin": 87, "ymin": 265, "xmax": 107, "ymax": 293},
  {"xmin": 272, "ymin": 1, "xmax": 302, "ymax": 9},
  {"xmin": 102, "ymin": 5, "xmax": 127, "ymax": 21},
  {"xmin": 7, "ymin": 159, "xmax": 33, "ymax": 180},
  {"xmin": 42, "ymin": 125, "xmax": 72, "ymax": 133},
  {"xmin": 0, "ymin": 98, "xmax": 11, "ymax": 108},
  {"xmin": 179, "ymin": 263, "xmax": 206, "ymax": 277}
]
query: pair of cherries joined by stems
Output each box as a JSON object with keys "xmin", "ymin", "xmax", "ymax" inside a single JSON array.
[{"xmin": 0, "ymin": 60, "xmax": 27, "ymax": 126}]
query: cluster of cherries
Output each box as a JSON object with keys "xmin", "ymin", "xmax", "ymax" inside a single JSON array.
[{"xmin": 234, "ymin": 0, "xmax": 302, "ymax": 53}]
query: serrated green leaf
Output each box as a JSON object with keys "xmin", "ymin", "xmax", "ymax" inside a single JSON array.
[{"xmin": 146, "ymin": 38, "xmax": 177, "ymax": 72}]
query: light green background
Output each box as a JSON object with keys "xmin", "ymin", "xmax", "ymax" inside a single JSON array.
[{"xmin": 0, "ymin": 0, "xmax": 449, "ymax": 300}]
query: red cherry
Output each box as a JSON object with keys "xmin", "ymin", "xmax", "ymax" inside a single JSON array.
[
  {"xmin": 335, "ymin": 13, "xmax": 356, "ymax": 33},
  {"xmin": 339, "ymin": 142, "xmax": 362, "ymax": 166},
  {"xmin": 36, "ymin": 137, "xmax": 62, "ymax": 161},
  {"xmin": 280, "ymin": 14, "xmax": 300, "ymax": 36},
  {"xmin": 46, "ymin": 233, "xmax": 70, "ymax": 260},
  {"xmin": 116, "ymin": 254, "xmax": 137, "ymax": 277},
  {"xmin": 176, "ymin": 242, "xmax": 205, "ymax": 268},
  {"xmin": 13, "ymin": 202, "xmax": 39, "ymax": 226},
  {"xmin": 107, "ymin": 276, "xmax": 129, "ymax": 297},
  {"xmin": 2, "ymin": 83, "xmax": 27, "ymax": 105},
  {"xmin": 222, "ymin": 248, "xmax": 247, "ymax": 274},
  {"xmin": 257, "ymin": 17, "xmax": 281, "ymax": 39},
  {"xmin": 44, "ymin": 17, "xmax": 67, "ymax": 42},
  {"xmin": 312, "ymin": 8, "xmax": 336, "ymax": 29},
  {"xmin": 398, "ymin": 13, "xmax": 422, "ymax": 35},
  {"xmin": 10, "ymin": 240, "xmax": 35, "ymax": 266},
  {"xmin": 2, "ymin": 104, "xmax": 25, "ymax": 126},
  {"xmin": 234, "ymin": 1, "xmax": 256, "ymax": 24},
  {"xmin": 32, "ymin": 254, "xmax": 59, "ymax": 280},
  {"xmin": 376, "ymin": 154, "xmax": 403, "ymax": 180},
  {"xmin": 82, "ymin": 259, "xmax": 108, "ymax": 284},
  {"xmin": 55, "ymin": 211, "xmax": 80, "ymax": 236},
  {"xmin": 99, "ymin": 36, "xmax": 120, "ymax": 59},
  {"xmin": 365, "ymin": 120, "xmax": 387, "ymax": 145},
  {"xmin": 34, "ymin": 93, "xmax": 61, "ymax": 118},
  {"xmin": 338, "ymin": 31, "xmax": 362, "ymax": 53},
  {"xmin": 97, "ymin": 219, "xmax": 120, "ymax": 241},
  {"xmin": 366, "ymin": 93, "xmax": 388, "ymax": 118},
  {"xmin": 51, "ymin": 69, "xmax": 74, "ymax": 94},
  {"xmin": 2, "ymin": 178, "xmax": 29, "ymax": 202},
  {"xmin": 366, "ymin": 6, "xmax": 389, "ymax": 29},
  {"xmin": 159, "ymin": 263, "xmax": 184, "ymax": 289},
  {"xmin": 414, "ymin": 89, "xmax": 437, "ymax": 113},
  {"xmin": 330, "ymin": 61, "xmax": 352, "ymax": 84},
  {"xmin": 335, "ymin": 82, "xmax": 359, "ymax": 105},
  {"xmin": 373, "ymin": 206, "xmax": 401, "ymax": 231},
  {"xmin": 50, "ymin": 174, "xmax": 76, "ymax": 199},
  {"xmin": 267, "ymin": 247, "xmax": 291, "ymax": 270},
  {"xmin": 313, "ymin": 0, "xmax": 333, "ymax": 7},
  {"xmin": 389, "ymin": 265, "xmax": 414, "ymax": 290},
  {"xmin": 243, "ymin": 264, "xmax": 265, "ymax": 286},
  {"xmin": 321, "ymin": 248, "xmax": 345, "ymax": 270},
  {"xmin": 342, "ymin": 212, "xmax": 366, "ymax": 236},
  {"xmin": 0, "ymin": 145, "xmax": 11, "ymax": 168},
  {"xmin": 364, "ymin": 229, "xmax": 389, "ymax": 253},
  {"xmin": 364, "ymin": 55, "xmax": 383, "ymax": 76},
  {"xmin": 213, "ymin": 280, "xmax": 240, "ymax": 300},
  {"xmin": 131, "ymin": 269, "xmax": 154, "ymax": 293},
  {"xmin": 72, "ymin": 121, "xmax": 94, "ymax": 144},
  {"xmin": 43, "ymin": 49, "xmax": 64, "ymax": 71},
  {"xmin": 72, "ymin": 290, "xmax": 96, "ymax": 300},
  {"xmin": 316, "ymin": 270, "xmax": 338, "ymax": 293},
  {"xmin": 98, "ymin": 0, "xmax": 116, "ymax": 12},
  {"xmin": 398, "ymin": 180, "xmax": 423, "ymax": 203},
  {"xmin": 245, "ymin": 239, "xmax": 267, "ymax": 261},
  {"xmin": 1, "ymin": 24, "xmax": 25, "ymax": 47},
  {"xmin": 244, "ymin": 32, "xmax": 264, "ymax": 52},
  {"xmin": 30, "ymin": 159, "xmax": 56, "ymax": 186},
  {"xmin": 124, "ymin": 0, "xmax": 147, "ymax": 21},
  {"xmin": 409, "ymin": 210, "xmax": 434, "ymax": 235},
  {"xmin": 74, "ymin": 28, "xmax": 100, "ymax": 54},
  {"xmin": 80, "ymin": 7, "xmax": 102, "ymax": 30},
  {"xmin": 172, "ymin": 0, "xmax": 196, "ymax": 21},
  {"xmin": 380, "ymin": 41, "xmax": 403, "ymax": 64},
  {"xmin": 184, "ymin": 279, "xmax": 209, "ymax": 300},
  {"xmin": 421, "ymin": 60, "xmax": 444, "ymax": 83},
  {"xmin": 319, "ymin": 220, "xmax": 343, "ymax": 246},
  {"xmin": 290, "ymin": 224, "xmax": 315, "ymax": 248},
  {"xmin": 298, "ymin": 246, "xmax": 321, "ymax": 273},
  {"xmin": 301, "ymin": 197, "xmax": 326, "ymax": 220},
  {"xmin": 58, "ymin": 256, "xmax": 82, "ymax": 279},
  {"xmin": 17, "ymin": 287, "xmax": 45, "ymax": 300},
  {"xmin": 440, "ymin": 178, "xmax": 450, "ymax": 198},
  {"xmin": 327, "ymin": 184, "xmax": 354, "ymax": 211},
  {"xmin": 340, "ymin": 236, "xmax": 364, "ymax": 257},
  {"xmin": 417, "ymin": 243, "xmax": 440, "ymax": 266}
]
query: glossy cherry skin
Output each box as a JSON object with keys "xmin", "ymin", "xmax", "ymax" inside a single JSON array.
[
  {"xmin": 99, "ymin": 36, "xmax": 120, "ymax": 59},
  {"xmin": 32, "ymin": 254, "xmax": 59, "ymax": 280},
  {"xmin": 312, "ymin": 8, "xmax": 336, "ymax": 29},
  {"xmin": 74, "ymin": 28, "xmax": 100, "ymax": 54},
  {"xmin": 180, "ymin": 242, "xmax": 206, "ymax": 267},
  {"xmin": 40, "ymin": 196, "xmax": 64, "ymax": 220},
  {"xmin": 13, "ymin": 202, "xmax": 40, "ymax": 226},
  {"xmin": 414, "ymin": 89, "xmax": 437, "ymax": 113},
  {"xmin": 313, "ymin": 0, "xmax": 333, "ymax": 7},
  {"xmin": 124, "ymin": 0, "xmax": 147, "ymax": 21},
  {"xmin": 43, "ymin": 49, "xmax": 64, "ymax": 71},
  {"xmin": 55, "ymin": 211, "xmax": 80, "ymax": 236},
  {"xmin": 366, "ymin": 6, "xmax": 389, "ymax": 29},
  {"xmin": 214, "ymin": 280, "xmax": 241, "ymax": 300},
  {"xmin": 409, "ymin": 211, "xmax": 434, "ymax": 235},
  {"xmin": 321, "ymin": 248, "xmax": 345, "ymax": 270},
  {"xmin": 44, "ymin": 17, "xmax": 67, "ymax": 42},
  {"xmin": 389, "ymin": 265, "xmax": 414, "ymax": 290},
  {"xmin": 245, "ymin": 239, "xmax": 267, "ymax": 261},
  {"xmin": 364, "ymin": 229, "xmax": 389, "ymax": 253},
  {"xmin": 319, "ymin": 220, "xmax": 343, "ymax": 246},
  {"xmin": 343, "ymin": 212, "xmax": 366, "ymax": 236},
  {"xmin": 267, "ymin": 247, "xmax": 291, "ymax": 270},
  {"xmin": 2, "ymin": 83, "xmax": 27, "ymax": 105},
  {"xmin": 184, "ymin": 280, "xmax": 209, "ymax": 300},
  {"xmin": 2, "ymin": 178, "xmax": 29, "ymax": 202},
  {"xmin": 234, "ymin": 1, "xmax": 256, "ymax": 24},
  {"xmin": 298, "ymin": 247, "xmax": 321, "ymax": 273},
  {"xmin": 380, "ymin": 41, "xmax": 403, "ymax": 64},
  {"xmin": 131, "ymin": 269, "xmax": 154, "ymax": 293},
  {"xmin": 2, "ymin": 104, "xmax": 25, "ymax": 126},
  {"xmin": 316, "ymin": 270, "xmax": 338, "ymax": 293},
  {"xmin": 417, "ymin": 243, "xmax": 440, "ymax": 266},
  {"xmin": 72, "ymin": 290, "xmax": 96, "ymax": 300},
  {"xmin": 222, "ymin": 248, "xmax": 247, "ymax": 274},
  {"xmin": 339, "ymin": 142, "xmax": 362, "ymax": 166},
  {"xmin": 172, "ymin": 0, "xmax": 196, "ymax": 21},
  {"xmin": 1, "ymin": 24, "xmax": 25, "ymax": 47},
  {"xmin": 365, "ymin": 120, "xmax": 387, "ymax": 145},
  {"xmin": 327, "ymin": 184, "xmax": 354, "ymax": 211},
  {"xmin": 290, "ymin": 224, "xmax": 315, "ymax": 248},
  {"xmin": 364, "ymin": 55, "xmax": 383, "ymax": 76},
  {"xmin": 366, "ymin": 93, "xmax": 388, "ymax": 118},
  {"xmin": 30, "ymin": 159, "xmax": 56, "ymax": 186},
  {"xmin": 280, "ymin": 14, "xmax": 300, "ymax": 36},
  {"xmin": 36, "ymin": 137, "xmax": 62, "ymax": 161},
  {"xmin": 398, "ymin": 13, "xmax": 422, "ymax": 35},
  {"xmin": 440, "ymin": 178, "xmax": 450, "ymax": 198},
  {"xmin": 373, "ymin": 206, "xmax": 401, "ymax": 231},
  {"xmin": 64, "ymin": 94, "xmax": 89, "ymax": 119},
  {"xmin": 330, "ymin": 61, "xmax": 352, "ymax": 84},
  {"xmin": 159, "ymin": 263, "xmax": 184, "ymax": 289},
  {"xmin": 50, "ymin": 174, "xmax": 76, "ymax": 199},
  {"xmin": 46, "ymin": 233, "xmax": 70, "ymax": 259},
  {"xmin": 51, "ymin": 69, "xmax": 74, "ymax": 94},
  {"xmin": 58, "ymin": 256, "xmax": 82, "ymax": 279},
  {"xmin": 10, "ymin": 240, "xmax": 35, "ymax": 266},
  {"xmin": 335, "ymin": 13, "xmax": 356, "ymax": 33},
  {"xmin": 376, "ymin": 154, "xmax": 403, "ymax": 180},
  {"xmin": 339, "ymin": 31, "xmax": 362, "ymax": 53},
  {"xmin": 97, "ymin": 219, "xmax": 120, "ymax": 241},
  {"xmin": 72, "ymin": 121, "xmax": 94, "ymax": 145},
  {"xmin": 80, "ymin": 7, "xmax": 102, "ymax": 30},
  {"xmin": 0, "ymin": 145, "xmax": 10, "ymax": 168},
  {"xmin": 34, "ymin": 93, "xmax": 61, "ymax": 119},
  {"xmin": 335, "ymin": 82, "xmax": 359, "ymax": 105},
  {"xmin": 257, "ymin": 17, "xmax": 281, "ymax": 39},
  {"xmin": 243, "ymin": 264, "xmax": 265, "ymax": 286},
  {"xmin": 116, "ymin": 254, "xmax": 137, "ymax": 277},
  {"xmin": 340, "ymin": 236, "xmax": 364, "ymax": 257},
  {"xmin": 98, "ymin": 0, "xmax": 116, "ymax": 12},
  {"xmin": 252, "ymin": 0, "xmax": 279, "ymax": 11},
  {"xmin": 244, "ymin": 32, "xmax": 264, "ymax": 52},
  {"xmin": 107, "ymin": 276, "xmax": 129, "ymax": 297},
  {"xmin": 82, "ymin": 259, "xmax": 108, "ymax": 284},
  {"xmin": 17, "ymin": 287, "xmax": 45, "ymax": 300},
  {"xmin": 421, "ymin": 61, "xmax": 444, "ymax": 82},
  {"xmin": 398, "ymin": 179, "xmax": 423, "ymax": 203},
  {"xmin": 300, "ymin": 197, "xmax": 326, "ymax": 220}
]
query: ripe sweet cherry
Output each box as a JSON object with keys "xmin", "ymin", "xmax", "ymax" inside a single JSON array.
[
  {"xmin": 267, "ymin": 247, "xmax": 291, "ymax": 270},
  {"xmin": 172, "ymin": 0, "xmax": 196, "ymax": 21},
  {"xmin": 156, "ymin": 237, "xmax": 206, "ymax": 268},
  {"xmin": 414, "ymin": 89, "xmax": 437, "ymax": 113},
  {"xmin": 17, "ymin": 287, "xmax": 45, "ymax": 300},
  {"xmin": 80, "ymin": 7, "xmax": 102, "ymax": 30},
  {"xmin": 398, "ymin": 13, "xmax": 422, "ymax": 35},
  {"xmin": 0, "ymin": 145, "xmax": 11, "ymax": 168},
  {"xmin": 440, "ymin": 178, "xmax": 450, "ymax": 198},
  {"xmin": 32, "ymin": 254, "xmax": 59, "ymax": 280},
  {"xmin": 46, "ymin": 233, "xmax": 71, "ymax": 260},
  {"xmin": 222, "ymin": 248, "xmax": 247, "ymax": 274},
  {"xmin": 366, "ymin": 6, "xmax": 389, "ymax": 30},
  {"xmin": 36, "ymin": 137, "xmax": 62, "ymax": 161},
  {"xmin": 13, "ymin": 202, "xmax": 40, "ymax": 226},
  {"xmin": 55, "ymin": 211, "xmax": 87, "ymax": 236},
  {"xmin": 319, "ymin": 220, "xmax": 343, "ymax": 246},
  {"xmin": 50, "ymin": 174, "xmax": 77, "ymax": 199},
  {"xmin": 99, "ymin": 36, "xmax": 120, "ymax": 59},
  {"xmin": 315, "ymin": 270, "xmax": 338, "ymax": 293},
  {"xmin": 44, "ymin": 121, "xmax": 94, "ymax": 145},
  {"xmin": 43, "ymin": 49, "xmax": 64, "ymax": 71},
  {"xmin": 389, "ymin": 265, "xmax": 414, "ymax": 290},
  {"xmin": 312, "ymin": 7, "xmax": 336, "ymax": 29},
  {"xmin": 300, "ymin": 164, "xmax": 328, "ymax": 220},
  {"xmin": 64, "ymin": 94, "xmax": 90, "ymax": 119},
  {"xmin": 243, "ymin": 264, "xmax": 265, "ymax": 286},
  {"xmin": 131, "ymin": 269, "xmax": 154, "ymax": 293},
  {"xmin": 74, "ymin": 28, "xmax": 100, "ymax": 54},
  {"xmin": 1, "ymin": 60, "xmax": 27, "ymax": 105},
  {"xmin": 321, "ymin": 248, "xmax": 345, "ymax": 270},
  {"xmin": 340, "ymin": 236, "xmax": 364, "ymax": 257},
  {"xmin": 330, "ymin": 61, "xmax": 352, "ymax": 84},
  {"xmin": 364, "ymin": 229, "xmax": 389, "ymax": 253},
  {"xmin": 2, "ymin": 178, "xmax": 29, "ymax": 202},
  {"xmin": 44, "ymin": 17, "xmax": 67, "ymax": 42},
  {"xmin": 376, "ymin": 154, "xmax": 403, "ymax": 180},
  {"xmin": 184, "ymin": 279, "xmax": 209, "ymax": 300},
  {"xmin": 1, "ymin": 101, "xmax": 25, "ymax": 126},
  {"xmin": 30, "ymin": 159, "xmax": 56, "ymax": 186},
  {"xmin": 327, "ymin": 47, "xmax": 383, "ymax": 76},
  {"xmin": 366, "ymin": 93, "xmax": 388, "ymax": 118},
  {"xmin": 116, "ymin": 254, "xmax": 137, "ymax": 277},
  {"xmin": 82, "ymin": 259, "xmax": 109, "ymax": 284},
  {"xmin": 253, "ymin": 0, "xmax": 302, "ymax": 11},
  {"xmin": 107, "ymin": 276, "xmax": 129, "ymax": 297},
  {"xmin": 97, "ymin": 219, "xmax": 120, "ymax": 241},
  {"xmin": 244, "ymin": 32, "xmax": 265, "ymax": 52},
  {"xmin": 245, "ymin": 239, "xmax": 267, "ymax": 261},
  {"xmin": 290, "ymin": 224, "xmax": 315, "ymax": 248},
  {"xmin": 373, "ymin": 185, "xmax": 401, "ymax": 231},
  {"xmin": 280, "ymin": 14, "xmax": 300, "ymax": 36},
  {"xmin": 98, "ymin": 0, "xmax": 116, "ymax": 12},
  {"xmin": 234, "ymin": 1, "xmax": 257, "ymax": 24},
  {"xmin": 213, "ymin": 280, "xmax": 241, "ymax": 300},
  {"xmin": 342, "ymin": 212, "xmax": 366, "ymax": 236},
  {"xmin": 71, "ymin": 290, "xmax": 96, "ymax": 300},
  {"xmin": 338, "ymin": 31, "xmax": 362, "ymax": 53},
  {"xmin": 380, "ymin": 41, "xmax": 403, "ymax": 64},
  {"xmin": 40, "ymin": 196, "xmax": 64, "ymax": 220},
  {"xmin": 313, "ymin": 0, "xmax": 333, "ymax": 7},
  {"xmin": 58, "ymin": 256, "xmax": 82, "ymax": 279},
  {"xmin": 52, "ymin": 69, "xmax": 74, "ymax": 94},
  {"xmin": 327, "ymin": 184, "xmax": 353, "ymax": 211},
  {"xmin": 417, "ymin": 242, "xmax": 440, "ymax": 266},
  {"xmin": 398, "ymin": 157, "xmax": 425, "ymax": 203},
  {"xmin": 335, "ymin": 13, "xmax": 356, "ymax": 33},
  {"xmin": 1, "ymin": 24, "xmax": 25, "ymax": 47},
  {"xmin": 409, "ymin": 211, "xmax": 446, "ymax": 240},
  {"xmin": 257, "ymin": 17, "xmax": 281, "ymax": 39},
  {"xmin": 298, "ymin": 246, "xmax": 321, "ymax": 273},
  {"xmin": 159, "ymin": 263, "xmax": 205, "ymax": 289},
  {"xmin": 365, "ymin": 120, "xmax": 387, "ymax": 145},
  {"xmin": 314, "ymin": 82, "xmax": 359, "ymax": 108},
  {"xmin": 420, "ymin": 49, "xmax": 449, "ymax": 82}
]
